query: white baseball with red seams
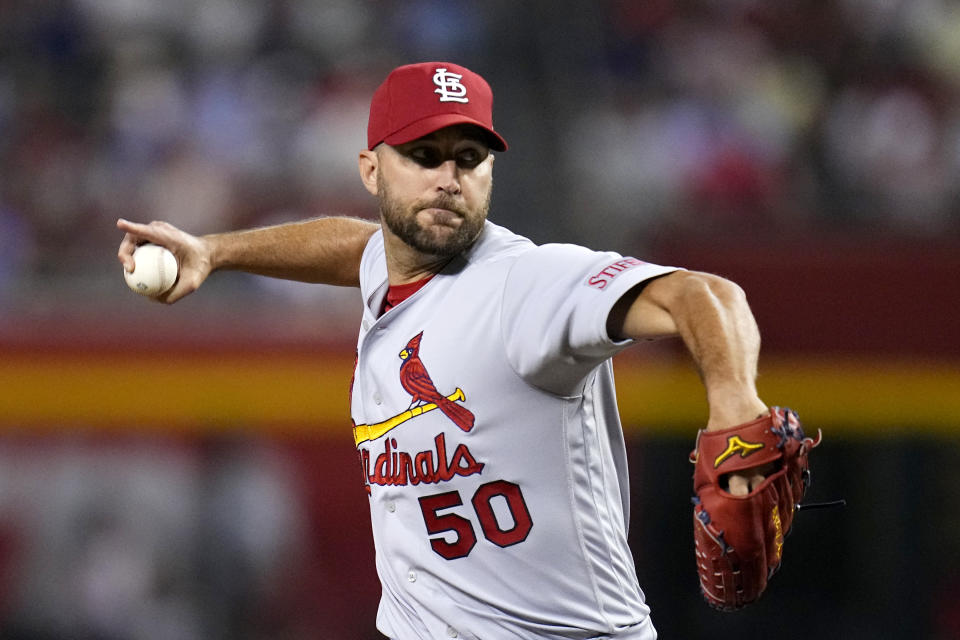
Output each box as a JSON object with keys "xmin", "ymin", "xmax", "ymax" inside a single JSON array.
[
  {"xmin": 123, "ymin": 244, "xmax": 178, "ymax": 297},
  {"xmin": 351, "ymin": 221, "xmax": 678, "ymax": 640}
]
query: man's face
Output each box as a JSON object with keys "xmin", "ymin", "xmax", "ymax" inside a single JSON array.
[{"xmin": 372, "ymin": 125, "xmax": 494, "ymax": 258}]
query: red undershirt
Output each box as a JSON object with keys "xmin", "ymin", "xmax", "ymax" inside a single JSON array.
[{"xmin": 380, "ymin": 276, "xmax": 434, "ymax": 315}]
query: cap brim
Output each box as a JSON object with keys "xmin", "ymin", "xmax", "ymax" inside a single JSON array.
[{"xmin": 378, "ymin": 113, "xmax": 507, "ymax": 152}]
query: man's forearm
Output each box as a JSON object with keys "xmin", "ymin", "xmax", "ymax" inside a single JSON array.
[
  {"xmin": 666, "ymin": 272, "xmax": 768, "ymax": 431},
  {"xmin": 619, "ymin": 270, "xmax": 768, "ymax": 431},
  {"xmin": 207, "ymin": 216, "xmax": 380, "ymax": 287}
]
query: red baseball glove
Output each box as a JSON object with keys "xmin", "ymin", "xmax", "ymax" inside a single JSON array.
[{"xmin": 691, "ymin": 407, "xmax": 821, "ymax": 610}]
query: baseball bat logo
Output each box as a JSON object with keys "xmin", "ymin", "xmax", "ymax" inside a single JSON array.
[
  {"xmin": 399, "ymin": 332, "xmax": 475, "ymax": 432},
  {"xmin": 353, "ymin": 332, "xmax": 475, "ymax": 446}
]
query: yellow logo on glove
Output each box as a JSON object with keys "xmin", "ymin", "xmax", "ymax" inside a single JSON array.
[
  {"xmin": 714, "ymin": 435, "xmax": 765, "ymax": 468},
  {"xmin": 771, "ymin": 505, "xmax": 784, "ymax": 561}
]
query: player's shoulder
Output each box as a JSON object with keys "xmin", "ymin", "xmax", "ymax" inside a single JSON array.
[
  {"xmin": 527, "ymin": 241, "xmax": 605, "ymax": 262},
  {"xmin": 503, "ymin": 239, "xmax": 681, "ymax": 296},
  {"xmin": 511, "ymin": 239, "xmax": 619, "ymax": 274},
  {"xmin": 467, "ymin": 224, "xmax": 633, "ymax": 283},
  {"xmin": 359, "ymin": 227, "xmax": 387, "ymax": 291},
  {"xmin": 360, "ymin": 227, "xmax": 386, "ymax": 265},
  {"xmin": 463, "ymin": 221, "xmax": 537, "ymax": 264},
  {"xmin": 463, "ymin": 222, "xmax": 618, "ymax": 265}
]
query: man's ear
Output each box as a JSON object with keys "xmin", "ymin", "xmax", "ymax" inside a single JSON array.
[{"xmin": 358, "ymin": 149, "xmax": 379, "ymax": 196}]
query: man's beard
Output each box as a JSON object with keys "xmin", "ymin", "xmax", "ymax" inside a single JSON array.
[{"xmin": 377, "ymin": 172, "xmax": 490, "ymax": 258}]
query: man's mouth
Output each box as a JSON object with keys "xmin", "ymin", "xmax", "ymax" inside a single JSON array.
[{"xmin": 420, "ymin": 207, "xmax": 463, "ymax": 225}]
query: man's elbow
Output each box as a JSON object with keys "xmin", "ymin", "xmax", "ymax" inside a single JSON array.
[{"xmin": 676, "ymin": 271, "xmax": 748, "ymax": 308}]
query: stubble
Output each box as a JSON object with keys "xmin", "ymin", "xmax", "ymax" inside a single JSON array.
[{"xmin": 377, "ymin": 171, "xmax": 490, "ymax": 258}]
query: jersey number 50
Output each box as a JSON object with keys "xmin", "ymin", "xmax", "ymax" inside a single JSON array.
[{"xmin": 418, "ymin": 480, "xmax": 533, "ymax": 560}]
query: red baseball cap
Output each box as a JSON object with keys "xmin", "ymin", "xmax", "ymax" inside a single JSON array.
[{"xmin": 367, "ymin": 62, "xmax": 508, "ymax": 152}]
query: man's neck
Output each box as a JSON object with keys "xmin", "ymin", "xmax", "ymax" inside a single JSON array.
[{"xmin": 382, "ymin": 231, "xmax": 455, "ymax": 285}]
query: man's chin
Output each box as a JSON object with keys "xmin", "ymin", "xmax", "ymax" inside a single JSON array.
[
  {"xmin": 412, "ymin": 238, "xmax": 469, "ymax": 258},
  {"xmin": 410, "ymin": 226, "xmax": 477, "ymax": 257}
]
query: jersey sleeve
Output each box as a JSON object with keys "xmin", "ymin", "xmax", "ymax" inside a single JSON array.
[
  {"xmin": 501, "ymin": 243, "xmax": 679, "ymax": 396},
  {"xmin": 358, "ymin": 228, "xmax": 389, "ymax": 323}
]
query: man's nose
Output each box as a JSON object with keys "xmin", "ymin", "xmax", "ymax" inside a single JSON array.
[{"xmin": 434, "ymin": 160, "xmax": 461, "ymax": 195}]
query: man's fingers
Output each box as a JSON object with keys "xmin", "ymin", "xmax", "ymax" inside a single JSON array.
[
  {"xmin": 116, "ymin": 218, "xmax": 174, "ymax": 245},
  {"xmin": 727, "ymin": 472, "xmax": 764, "ymax": 496},
  {"xmin": 727, "ymin": 464, "xmax": 775, "ymax": 496},
  {"xmin": 116, "ymin": 219, "xmax": 179, "ymax": 272},
  {"xmin": 116, "ymin": 218, "xmax": 151, "ymax": 242},
  {"xmin": 116, "ymin": 219, "xmax": 155, "ymax": 271},
  {"xmin": 117, "ymin": 234, "xmax": 141, "ymax": 272},
  {"xmin": 116, "ymin": 218, "xmax": 156, "ymax": 235},
  {"xmin": 155, "ymin": 269, "xmax": 202, "ymax": 305},
  {"xmin": 117, "ymin": 219, "xmax": 210, "ymax": 305},
  {"xmin": 157, "ymin": 282, "xmax": 187, "ymax": 305},
  {"xmin": 728, "ymin": 474, "xmax": 750, "ymax": 496}
]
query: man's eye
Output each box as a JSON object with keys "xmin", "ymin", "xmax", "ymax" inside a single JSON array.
[
  {"xmin": 455, "ymin": 149, "xmax": 483, "ymax": 169},
  {"xmin": 409, "ymin": 148, "xmax": 443, "ymax": 168},
  {"xmin": 405, "ymin": 146, "xmax": 487, "ymax": 169}
]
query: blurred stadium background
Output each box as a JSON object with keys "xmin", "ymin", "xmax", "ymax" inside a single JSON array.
[{"xmin": 1, "ymin": 1, "xmax": 959, "ymax": 638}]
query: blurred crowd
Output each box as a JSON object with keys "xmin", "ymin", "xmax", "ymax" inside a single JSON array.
[
  {"xmin": 568, "ymin": 0, "xmax": 960, "ymax": 247},
  {"xmin": 2, "ymin": 0, "xmax": 960, "ymax": 304},
  {"xmin": 0, "ymin": 435, "xmax": 351, "ymax": 640}
]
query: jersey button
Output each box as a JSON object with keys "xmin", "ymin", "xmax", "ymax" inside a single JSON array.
[
  {"xmin": 373, "ymin": 392, "xmax": 383, "ymax": 405},
  {"xmin": 386, "ymin": 501, "xmax": 396, "ymax": 513},
  {"xmin": 407, "ymin": 570, "xmax": 417, "ymax": 583},
  {"xmin": 446, "ymin": 626, "xmax": 459, "ymax": 638}
]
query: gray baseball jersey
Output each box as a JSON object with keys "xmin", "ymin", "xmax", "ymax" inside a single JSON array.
[{"xmin": 351, "ymin": 221, "xmax": 677, "ymax": 639}]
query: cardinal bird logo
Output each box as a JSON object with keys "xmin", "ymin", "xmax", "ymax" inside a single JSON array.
[{"xmin": 398, "ymin": 332, "xmax": 475, "ymax": 432}]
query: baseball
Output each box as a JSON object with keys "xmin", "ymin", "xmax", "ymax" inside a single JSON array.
[{"xmin": 124, "ymin": 244, "xmax": 178, "ymax": 297}]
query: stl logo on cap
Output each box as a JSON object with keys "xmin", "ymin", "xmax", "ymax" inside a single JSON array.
[
  {"xmin": 367, "ymin": 61, "xmax": 508, "ymax": 151},
  {"xmin": 433, "ymin": 68, "xmax": 469, "ymax": 104}
]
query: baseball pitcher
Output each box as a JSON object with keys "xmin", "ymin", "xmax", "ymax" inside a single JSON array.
[{"xmin": 117, "ymin": 62, "xmax": 823, "ymax": 638}]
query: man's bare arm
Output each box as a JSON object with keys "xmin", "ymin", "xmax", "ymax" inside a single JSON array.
[
  {"xmin": 608, "ymin": 270, "xmax": 770, "ymax": 495},
  {"xmin": 609, "ymin": 270, "xmax": 768, "ymax": 430},
  {"xmin": 117, "ymin": 217, "xmax": 380, "ymax": 303}
]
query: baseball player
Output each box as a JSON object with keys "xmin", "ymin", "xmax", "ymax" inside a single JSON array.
[{"xmin": 117, "ymin": 62, "xmax": 794, "ymax": 639}]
